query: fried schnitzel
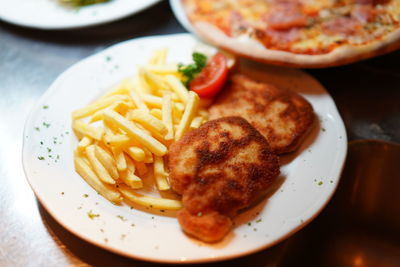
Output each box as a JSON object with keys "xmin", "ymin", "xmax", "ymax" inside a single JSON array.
[
  {"xmin": 168, "ymin": 117, "xmax": 280, "ymax": 242},
  {"xmin": 209, "ymin": 74, "xmax": 314, "ymax": 154}
]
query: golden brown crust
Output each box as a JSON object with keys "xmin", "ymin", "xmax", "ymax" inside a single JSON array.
[
  {"xmin": 168, "ymin": 116, "xmax": 280, "ymax": 242},
  {"xmin": 177, "ymin": 209, "xmax": 232, "ymax": 243},
  {"xmin": 209, "ymin": 74, "xmax": 314, "ymax": 154}
]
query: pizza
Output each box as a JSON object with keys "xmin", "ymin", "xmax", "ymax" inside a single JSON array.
[{"xmin": 181, "ymin": 0, "xmax": 400, "ymax": 67}]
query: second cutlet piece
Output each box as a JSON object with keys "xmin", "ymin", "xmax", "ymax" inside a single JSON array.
[{"xmin": 209, "ymin": 74, "xmax": 314, "ymax": 154}]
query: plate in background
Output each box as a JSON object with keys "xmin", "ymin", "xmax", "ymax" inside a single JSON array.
[
  {"xmin": 170, "ymin": 0, "xmax": 193, "ymax": 32},
  {"xmin": 22, "ymin": 33, "xmax": 347, "ymax": 263},
  {"xmin": 0, "ymin": 0, "xmax": 161, "ymax": 30}
]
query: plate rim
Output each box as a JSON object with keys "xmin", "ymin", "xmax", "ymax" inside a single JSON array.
[
  {"xmin": 0, "ymin": 0, "xmax": 162, "ymax": 30},
  {"xmin": 22, "ymin": 33, "xmax": 348, "ymax": 264}
]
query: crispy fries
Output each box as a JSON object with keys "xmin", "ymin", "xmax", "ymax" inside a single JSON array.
[
  {"xmin": 119, "ymin": 185, "xmax": 182, "ymax": 210},
  {"xmin": 72, "ymin": 48, "xmax": 208, "ymax": 211},
  {"xmin": 175, "ymin": 91, "xmax": 200, "ymax": 141},
  {"xmin": 74, "ymin": 156, "xmax": 121, "ymax": 203}
]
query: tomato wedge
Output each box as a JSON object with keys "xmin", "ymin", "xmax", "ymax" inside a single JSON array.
[{"xmin": 189, "ymin": 52, "xmax": 229, "ymax": 98}]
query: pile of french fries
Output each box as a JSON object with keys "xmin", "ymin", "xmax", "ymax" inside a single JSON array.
[{"xmin": 72, "ymin": 48, "xmax": 208, "ymax": 210}]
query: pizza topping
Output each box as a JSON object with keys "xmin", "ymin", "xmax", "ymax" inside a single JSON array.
[
  {"xmin": 256, "ymin": 28, "xmax": 301, "ymax": 50},
  {"xmin": 184, "ymin": 0, "xmax": 400, "ymax": 55},
  {"xmin": 355, "ymin": 0, "xmax": 374, "ymax": 4},
  {"xmin": 229, "ymin": 11, "xmax": 247, "ymax": 34},
  {"xmin": 264, "ymin": 1, "xmax": 308, "ymax": 31},
  {"xmin": 323, "ymin": 17, "xmax": 361, "ymax": 36},
  {"xmin": 351, "ymin": 4, "xmax": 376, "ymax": 23}
]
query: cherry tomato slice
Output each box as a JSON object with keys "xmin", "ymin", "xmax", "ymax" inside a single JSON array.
[{"xmin": 189, "ymin": 53, "xmax": 229, "ymax": 98}]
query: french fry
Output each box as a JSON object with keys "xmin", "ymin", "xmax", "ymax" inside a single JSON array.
[
  {"xmin": 119, "ymin": 155, "xmax": 143, "ymax": 189},
  {"xmin": 94, "ymin": 145, "xmax": 119, "ymax": 180},
  {"xmin": 89, "ymin": 101, "xmax": 131, "ymax": 123},
  {"xmin": 72, "ymin": 95, "xmax": 129, "ymax": 119},
  {"xmin": 86, "ymin": 145, "xmax": 115, "ymax": 184},
  {"xmin": 118, "ymin": 184, "xmax": 182, "ymax": 210},
  {"xmin": 154, "ymin": 156, "xmax": 170, "ymax": 191},
  {"xmin": 175, "ymin": 91, "xmax": 200, "ymax": 141},
  {"xmin": 172, "ymin": 105, "xmax": 183, "ymax": 125},
  {"xmin": 190, "ymin": 116, "xmax": 204, "ymax": 129},
  {"xmin": 100, "ymin": 79, "xmax": 132, "ymax": 99},
  {"xmin": 134, "ymin": 161, "xmax": 148, "ymax": 176},
  {"xmin": 142, "ymin": 69, "xmax": 170, "ymax": 92},
  {"xmin": 106, "ymin": 100, "xmax": 135, "ymax": 117},
  {"xmin": 150, "ymin": 109, "xmax": 162, "ymax": 120},
  {"xmin": 124, "ymin": 146, "xmax": 146, "ymax": 162},
  {"xmin": 133, "ymin": 75, "xmax": 152, "ymax": 96},
  {"xmin": 148, "ymin": 48, "xmax": 168, "ymax": 65},
  {"xmin": 111, "ymin": 147, "xmax": 126, "ymax": 171},
  {"xmin": 175, "ymin": 102, "xmax": 185, "ymax": 112},
  {"xmin": 77, "ymin": 136, "xmax": 92, "ymax": 153},
  {"xmin": 162, "ymin": 94, "xmax": 174, "ymax": 140},
  {"xmin": 142, "ymin": 146, "xmax": 154, "ymax": 163},
  {"xmin": 103, "ymin": 133, "xmax": 130, "ymax": 148},
  {"xmin": 168, "ymin": 92, "xmax": 180, "ymax": 102},
  {"xmin": 141, "ymin": 94, "xmax": 163, "ymax": 108},
  {"xmin": 129, "ymin": 83, "xmax": 149, "ymax": 112},
  {"xmin": 72, "ymin": 120, "xmax": 104, "ymax": 141},
  {"xmin": 145, "ymin": 64, "xmax": 178, "ymax": 74},
  {"xmin": 164, "ymin": 75, "xmax": 189, "ymax": 103},
  {"xmin": 198, "ymin": 109, "xmax": 209, "ymax": 119},
  {"xmin": 127, "ymin": 109, "xmax": 167, "ymax": 136},
  {"xmin": 103, "ymin": 110, "xmax": 167, "ymax": 156},
  {"xmin": 74, "ymin": 156, "xmax": 121, "ymax": 203}
]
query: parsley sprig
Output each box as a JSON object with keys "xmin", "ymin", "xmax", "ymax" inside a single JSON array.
[{"xmin": 178, "ymin": 52, "xmax": 207, "ymax": 88}]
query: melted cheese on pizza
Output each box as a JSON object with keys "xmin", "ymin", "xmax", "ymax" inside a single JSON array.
[{"xmin": 183, "ymin": 0, "xmax": 400, "ymax": 55}]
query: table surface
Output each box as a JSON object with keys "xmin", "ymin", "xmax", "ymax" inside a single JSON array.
[{"xmin": 1, "ymin": 1, "xmax": 399, "ymax": 266}]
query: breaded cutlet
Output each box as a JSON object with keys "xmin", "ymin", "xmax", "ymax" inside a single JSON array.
[
  {"xmin": 168, "ymin": 117, "xmax": 280, "ymax": 242},
  {"xmin": 209, "ymin": 74, "xmax": 314, "ymax": 154}
]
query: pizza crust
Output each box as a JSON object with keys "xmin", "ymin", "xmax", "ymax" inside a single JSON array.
[{"xmin": 192, "ymin": 21, "xmax": 400, "ymax": 68}]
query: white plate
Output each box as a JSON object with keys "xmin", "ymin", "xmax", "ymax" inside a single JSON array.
[
  {"xmin": 0, "ymin": 0, "xmax": 161, "ymax": 30},
  {"xmin": 22, "ymin": 33, "xmax": 347, "ymax": 263}
]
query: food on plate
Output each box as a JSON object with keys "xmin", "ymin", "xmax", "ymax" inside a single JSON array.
[
  {"xmin": 71, "ymin": 45, "xmax": 314, "ymax": 242},
  {"xmin": 181, "ymin": 0, "xmax": 400, "ymax": 67},
  {"xmin": 209, "ymin": 74, "xmax": 314, "ymax": 154},
  {"xmin": 72, "ymin": 48, "xmax": 208, "ymax": 209},
  {"xmin": 58, "ymin": 0, "xmax": 111, "ymax": 7},
  {"xmin": 180, "ymin": 52, "xmax": 229, "ymax": 98},
  {"xmin": 168, "ymin": 116, "xmax": 280, "ymax": 242}
]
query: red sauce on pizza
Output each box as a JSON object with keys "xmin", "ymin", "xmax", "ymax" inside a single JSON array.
[{"xmin": 183, "ymin": 0, "xmax": 400, "ymax": 55}]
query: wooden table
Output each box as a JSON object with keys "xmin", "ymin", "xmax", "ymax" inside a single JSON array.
[{"xmin": 1, "ymin": 1, "xmax": 399, "ymax": 266}]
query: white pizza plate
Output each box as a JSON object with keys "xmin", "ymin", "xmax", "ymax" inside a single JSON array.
[
  {"xmin": 0, "ymin": 0, "xmax": 161, "ymax": 30},
  {"xmin": 170, "ymin": 0, "xmax": 193, "ymax": 32},
  {"xmin": 22, "ymin": 33, "xmax": 347, "ymax": 264}
]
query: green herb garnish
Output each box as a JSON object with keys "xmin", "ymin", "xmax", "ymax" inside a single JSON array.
[
  {"xmin": 87, "ymin": 210, "xmax": 99, "ymax": 219},
  {"xmin": 178, "ymin": 52, "xmax": 207, "ymax": 87},
  {"xmin": 117, "ymin": 215, "xmax": 127, "ymax": 221},
  {"xmin": 59, "ymin": 0, "xmax": 111, "ymax": 7}
]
